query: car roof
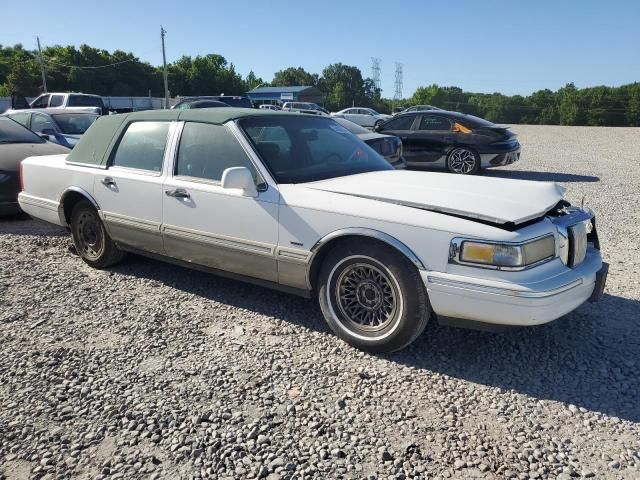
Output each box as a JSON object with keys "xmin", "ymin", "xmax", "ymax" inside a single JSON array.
[
  {"xmin": 389, "ymin": 109, "xmax": 496, "ymax": 127},
  {"xmin": 66, "ymin": 108, "xmax": 331, "ymax": 167},
  {"xmin": 129, "ymin": 107, "xmax": 317, "ymax": 123}
]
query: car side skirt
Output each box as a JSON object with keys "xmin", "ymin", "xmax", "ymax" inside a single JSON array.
[{"xmin": 117, "ymin": 244, "xmax": 313, "ymax": 299}]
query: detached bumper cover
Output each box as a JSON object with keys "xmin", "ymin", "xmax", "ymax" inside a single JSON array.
[{"xmin": 423, "ymin": 248, "xmax": 603, "ymax": 326}]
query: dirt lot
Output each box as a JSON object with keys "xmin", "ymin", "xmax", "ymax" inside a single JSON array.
[{"xmin": 1, "ymin": 125, "xmax": 639, "ymax": 479}]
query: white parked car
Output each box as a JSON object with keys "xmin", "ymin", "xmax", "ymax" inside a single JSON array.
[
  {"xmin": 332, "ymin": 107, "xmax": 391, "ymax": 128},
  {"xmin": 281, "ymin": 102, "xmax": 329, "ymax": 116},
  {"xmin": 18, "ymin": 110, "xmax": 608, "ymax": 353},
  {"xmin": 8, "ymin": 92, "xmax": 107, "ymax": 115},
  {"xmin": 259, "ymin": 104, "xmax": 281, "ymax": 111}
]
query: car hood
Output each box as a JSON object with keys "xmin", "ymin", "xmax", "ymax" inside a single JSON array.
[{"xmin": 301, "ymin": 170, "xmax": 566, "ymax": 226}]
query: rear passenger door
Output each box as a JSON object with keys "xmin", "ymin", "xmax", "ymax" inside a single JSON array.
[
  {"xmin": 161, "ymin": 122, "xmax": 279, "ymax": 282},
  {"xmin": 93, "ymin": 121, "xmax": 173, "ymax": 254},
  {"xmin": 411, "ymin": 115, "xmax": 454, "ymax": 164}
]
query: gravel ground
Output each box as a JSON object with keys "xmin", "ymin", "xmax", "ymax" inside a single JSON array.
[{"xmin": 1, "ymin": 125, "xmax": 639, "ymax": 480}]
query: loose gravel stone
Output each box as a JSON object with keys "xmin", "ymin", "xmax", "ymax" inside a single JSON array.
[{"xmin": 0, "ymin": 125, "xmax": 639, "ymax": 479}]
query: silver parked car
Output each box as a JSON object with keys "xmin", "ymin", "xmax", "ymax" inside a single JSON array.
[
  {"xmin": 3, "ymin": 109, "xmax": 99, "ymax": 149},
  {"xmin": 331, "ymin": 107, "xmax": 391, "ymax": 128}
]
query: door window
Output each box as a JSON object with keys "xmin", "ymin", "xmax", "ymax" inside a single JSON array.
[
  {"xmin": 31, "ymin": 95, "xmax": 50, "ymax": 109},
  {"xmin": 381, "ymin": 115, "xmax": 415, "ymax": 130},
  {"xmin": 111, "ymin": 121, "xmax": 170, "ymax": 172},
  {"xmin": 31, "ymin": 113, "xmax": 56, "ymax": 132},
  {"xmin": 418, "ymin": 115, "xmax": 452, "ymax": 131},
  {"xmin": 49, "ymin": 95, "xmax": 64, "ymax": 107},
  {"xmin": 175, "ymin": 122, "xmax": 260, "ymax": 184}
]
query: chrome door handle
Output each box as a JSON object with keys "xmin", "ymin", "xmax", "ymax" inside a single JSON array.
[
  {"xmin": 101, "ymin": 177, "xmax": 116, "ymax": 186},
  {"xmin": 165, "ymin": 188, "xmax": 190, "ymax": 199}
]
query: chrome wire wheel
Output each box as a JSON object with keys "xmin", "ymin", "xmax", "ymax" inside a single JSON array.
[
  {"xmin": 448, "ymin": 148, "xmax": 477, "ymax": 174},
  {"xmin": 334, "ymin": 261, "xmax": 399, "ymax": 333},
  {"xmin": 75, "ymin": 210, "xmax": 104, "ymax": 260}
]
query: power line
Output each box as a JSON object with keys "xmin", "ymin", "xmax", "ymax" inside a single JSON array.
[{"xmin": 43, "ymin": 57, "xmax": 138, "ymax": 69}]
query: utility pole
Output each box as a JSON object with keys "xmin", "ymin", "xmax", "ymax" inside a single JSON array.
[
  {"xmin": 36, "ymin": 37, "xmax": 47, "ymax": 93},
  {"xmin": 161, "ymin": 26, "xmax": 169, "ymax": 109}
]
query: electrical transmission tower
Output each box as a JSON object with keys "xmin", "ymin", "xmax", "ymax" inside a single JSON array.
[
  {"xmin": 393, "ymin": 62, "xmax": 403, "ymax": 101},
  {"xmin": 371, "ymin": 57, "xmax": 381, "ymax": 92}
]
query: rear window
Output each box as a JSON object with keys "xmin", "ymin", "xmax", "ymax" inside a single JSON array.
[
  {"xmin": 456, "ymin": 114, "xmax": 496, "ymax": 129},
  {"xmin": 214, "ymin": 97, "xmax": 252, "ymax": 108},
  {"xmin": 68, "ymin": 95, "xmax": 104, "ymax": 108},
  {"xmin": 52, "ymin": 114, "xmax": 99, "ymax": 134}
]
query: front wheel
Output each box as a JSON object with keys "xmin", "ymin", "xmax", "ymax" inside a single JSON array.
[
  {"xmin": 318, "ymin": 239, "xmax": 430, "ymax": 353},
  {"xmin": 446, "ymin": 147, "xmax": 480, "ymax": 174},
  {"xmin": 70, "ymin": 200, "xmax": 125, "ymax": 268}
]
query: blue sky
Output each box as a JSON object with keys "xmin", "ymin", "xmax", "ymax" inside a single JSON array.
[{"xmin": 2, "ymin": 0, "xmax": 639, "ymax": 97}]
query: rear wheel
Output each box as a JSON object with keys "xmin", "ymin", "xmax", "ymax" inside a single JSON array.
[
  {"xmin": 318, "ymin": 239, "xmax": 430, "ymax": 353},
  {"xmin": 70, "ymin": 200, "xmax": 125, "ymax": 268},
  {"xmin": 446, "ymin": 147, "xmax": 480, "ymax": 174}
]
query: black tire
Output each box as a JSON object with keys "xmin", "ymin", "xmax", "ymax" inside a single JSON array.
[
  {"xmin": 70, "ymin": 200, "xmax": 125, "ymax": 268},
  {"xmin": 318, "ymin": 239, "xmax": 430, "ymax": 353},
  {"xmin": 446, "ymin": 147, "xmax": 481, "ymax": 174},
  {"xmin": 374, "ymin": 119, "xmax": 384, "ymax": 129}
]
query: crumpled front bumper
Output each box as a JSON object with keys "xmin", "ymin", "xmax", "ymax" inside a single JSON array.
[{"xmin": 423, "ymin": 247, "xmax": 603, "ymax": 327}]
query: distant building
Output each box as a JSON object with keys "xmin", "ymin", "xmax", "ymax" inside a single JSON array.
[{"xmin": 246, "ymin": 86, "xmax": 324, "ymax": 105}]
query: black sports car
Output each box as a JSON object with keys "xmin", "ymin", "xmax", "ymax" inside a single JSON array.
[
  {"xmin": 0, "ymin": 117, "xmax": 70, "ymax": 216},
  {"xmin": 375, "ymin": 110, "xmax": 521, "ymax": 174}
]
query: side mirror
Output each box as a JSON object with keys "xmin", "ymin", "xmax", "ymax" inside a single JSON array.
[{"xmin": 221, "ymin": 167, "xmax": 258, "ymax": 197}]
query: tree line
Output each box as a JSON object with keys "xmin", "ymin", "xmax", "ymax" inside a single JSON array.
[{"xmin": 1, "ymin": 43, "xmax": 639, "ymax": 126}]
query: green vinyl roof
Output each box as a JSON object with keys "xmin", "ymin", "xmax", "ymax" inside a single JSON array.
[{"xmin": 66, "ymin": 108, "xmax": 308, "ymax": 166}]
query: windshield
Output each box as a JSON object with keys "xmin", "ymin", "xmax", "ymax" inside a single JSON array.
[
  {"xmin": 52, "ymin": 114, "xmax": 99, "ymax": 134},
  {"xmin": 240, "ymin": 116, "xmax": 392, "ymax": 183},
  {"xmin": 333, "ymin": 117, "xmax": 370, "ymax": 134},
  {"xmin": 0, "ymin": 116, "xmax": 44, "ymax": 144}
]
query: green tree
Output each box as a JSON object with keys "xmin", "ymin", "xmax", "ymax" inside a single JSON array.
[{"xmin": 271, "ymin": 67, "xmax": 318, "ymax": 87}]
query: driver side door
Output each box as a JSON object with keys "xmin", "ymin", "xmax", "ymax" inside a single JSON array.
[{"xmin": 161, "ymin": 121, "xmax": 280, "ymax": 282}]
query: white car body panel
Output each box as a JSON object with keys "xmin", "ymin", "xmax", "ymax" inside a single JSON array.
[{"xmin": 17, "ymin": 117, "xmax": 604, "ymax": 331}]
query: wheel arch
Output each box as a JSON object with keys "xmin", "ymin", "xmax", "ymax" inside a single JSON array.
[
  {"xmin": 58, "ymin": 187, "xmax": 100, "ymax": 226},
  {"xmin": 306, "ymin": 228, "xmax": 426, "ymax": 291}
]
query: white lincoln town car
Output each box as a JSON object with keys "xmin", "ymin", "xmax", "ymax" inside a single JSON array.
[{"xmin": 17, "ymin": 109, "xmax": 608, "ymax": 352}]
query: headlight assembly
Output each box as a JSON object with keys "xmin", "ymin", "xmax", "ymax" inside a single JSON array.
[{"xmin": 450, "ymin": 235, "xmax": 556, "ymax": 270}]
